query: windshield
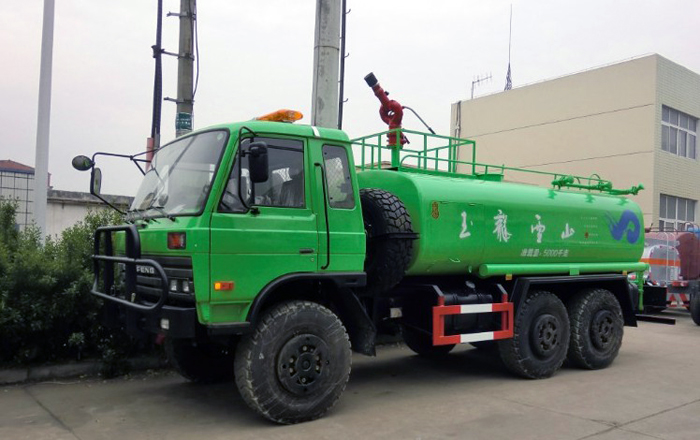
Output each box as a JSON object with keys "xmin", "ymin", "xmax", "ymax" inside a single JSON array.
[{"xmin": 129, "ymin": 130, "xmax": 228, "ymax": 220}]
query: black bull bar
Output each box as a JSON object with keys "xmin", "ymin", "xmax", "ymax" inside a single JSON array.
[{"xmin": 92, "ymin": 224, "xmax": 168, "ymax": 313}]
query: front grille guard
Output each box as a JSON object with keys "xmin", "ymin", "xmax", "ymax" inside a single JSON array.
[{"xmin": 92, "ymin": 224, "xmax": 168, "ymax": 313}]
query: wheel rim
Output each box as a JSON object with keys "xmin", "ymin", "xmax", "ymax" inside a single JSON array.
[
  {"xmin": 531, "ymin": 314, "xmax": 560, "ymax": 358},
  {"xmin": 590, "ymin": 310, "xmax": 616, "ymax": 350},
  {"xmin": 277, "ymin": 334, "xmax": 330, "ymax": 396}
]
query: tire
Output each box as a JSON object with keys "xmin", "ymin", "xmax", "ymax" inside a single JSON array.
[
  {"xmin": 567, "ymin": 289, "xmax": 624, "ymax": 370},
  {"xmin": 234, "ymin": 301, "xmax": 351, "ymax": 424},
  {"xmin": 359, "ymin": 188, "xmax": 414, "ymax": 296},
  {"xmin": 690, "ymin": 293, "xmax": 700, "ymax": 326},
  {"xmin": 165, "ymin": 338, "xmax": 235, "ymax": 383},
  {"xmin": 498, "ymin": 291, "xmax": 570, "ymax": 379},
  {"xmin": 402, "ymin": 325, "xmax": 455, "ymax": 357}
]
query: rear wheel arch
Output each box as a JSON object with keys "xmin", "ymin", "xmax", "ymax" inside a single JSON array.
[{"xmin": 510, "ymin": 275, "xmax": 636, "ymax": 326}]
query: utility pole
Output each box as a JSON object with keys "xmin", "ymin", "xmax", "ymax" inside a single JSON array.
[
  {"xmin": 311, "ymin": 0, "xmax": 341, "ymax": 128},
  {"xmin": 337, "ymin": 0, "xmax": 348, "ymax": 129},
  {"xmin": 147, "ymin": 0, "xmax": 164, "ymax": 166},
  {"xmin": 173, "ymin": 0, "xmax": 195, "ymax": 137},
  {"xmin": 33, "ymin": 0, "xmax": 55, "ymax": 240}
]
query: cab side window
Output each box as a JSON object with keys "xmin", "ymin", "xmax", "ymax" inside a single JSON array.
[
  {"xmin": 220, "ymin": 138, "xmax": 305, "ymax": 212},
  {"xmin": 322, "ymin": 145, "xmax": 355, "ymax": 209}
]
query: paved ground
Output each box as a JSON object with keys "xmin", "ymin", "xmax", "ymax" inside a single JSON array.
[{"xmin": 2, "ymin": 310, "xmax": 699, "ymax": 440}]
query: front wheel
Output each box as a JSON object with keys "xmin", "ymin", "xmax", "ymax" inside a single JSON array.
[
  {"xmin": 567, "ymin": 289, "xmax": 624, "ymax": 369},
  {"xmin": 235, "ymin": 301, "xmax": 351, "ymax": 424},
  {"xmin": 499, "ymin": 291, "xmax": 570, "ymax": 379}
]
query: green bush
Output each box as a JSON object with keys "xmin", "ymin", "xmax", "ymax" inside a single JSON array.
[{"xmin": 0, "ymin": 200, "xmax": 153, "ymax": 373}]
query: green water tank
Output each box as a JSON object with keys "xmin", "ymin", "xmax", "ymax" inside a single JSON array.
[{"xmin": 357, "ymin": 170, "xmax": 645, "ymax": 277}]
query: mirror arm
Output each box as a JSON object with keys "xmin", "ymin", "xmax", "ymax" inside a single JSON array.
[
  {"xmin": 90, "ymin": 193, "xmax": 126, "ymax": 215},
  {"xmin": 91, "ymin": 151, "xmax": 148, "ymax": 176},
  {"xmin": 87, "ymin": 154, "xmax": 128, "ymax": 215},
  {"xmin": 132, "ymin": 160, "xmax": 147, "ymax": 176}
]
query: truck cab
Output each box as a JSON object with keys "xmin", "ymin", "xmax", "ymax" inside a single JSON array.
[{"xmin": 92, "ymin": 118, "xmax": 367, "ymax": 340}]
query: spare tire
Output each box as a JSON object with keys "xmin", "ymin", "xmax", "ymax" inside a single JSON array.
[{"xmin": 359, "ymin": 188, "xmax": 414, "ymax": 296}]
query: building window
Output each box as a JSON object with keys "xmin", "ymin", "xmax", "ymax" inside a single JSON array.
[
  {"xmin": 662, "ymin": 106, "xmax": 697, "ymax": 159},
  {"xmin": 659, "ymin": 194, "xmax": 696, "ymax": 231},
  {"xmin": 0, "ymin": 171, "xmax": 34, "ymax": 230}
]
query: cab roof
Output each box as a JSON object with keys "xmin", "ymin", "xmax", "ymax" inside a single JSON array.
[{"xmin": 195, "ymin": 120, "xmax": 351, "ymax": 144}]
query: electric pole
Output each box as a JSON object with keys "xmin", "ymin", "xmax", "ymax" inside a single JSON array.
[
  {"xmin": 311, "ymin": 0, "xmax": 341, "ymax": 128},
  {"xmin": 33, "ymin": 0, "xmax": 55, "ymax": 240},
  {"xmin": 173, "ymin": 0, "xmax": 195, "ymax": 137}
]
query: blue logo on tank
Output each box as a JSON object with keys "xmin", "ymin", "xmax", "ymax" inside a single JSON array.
[{"xmin": 606, "ymin": 210, "xmax": 641, "ymax": 244}]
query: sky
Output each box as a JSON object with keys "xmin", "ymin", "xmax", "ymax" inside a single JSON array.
[{"xmin": 1, "ymin": 0, "xmax": 699, "ymax": 196}]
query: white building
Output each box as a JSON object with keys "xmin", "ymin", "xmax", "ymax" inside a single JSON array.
[
  {"xmin": 451, "ymin": 54, "xmax": 699, "ymax": 231},
  {"xmin": 0, "ymin": 160, "xmax": 131, "ymax": 237}
]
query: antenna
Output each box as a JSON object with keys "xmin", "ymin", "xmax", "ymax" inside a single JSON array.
[
  {"xmin": 504, "ymin": 4, "xmax": 513, "ymax": 91},
  {"xmin": 471, "ymin": 73, "xmax": 492, "ymax": 99}
]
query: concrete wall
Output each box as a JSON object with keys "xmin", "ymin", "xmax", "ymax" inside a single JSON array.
[
  {"xmin": 45, "ymin": 190, "xmax": 132, "ymax": 239},
  {"xmin": 45, "ymin": 200, "xmax": 107, "ymax": 238},
  {"xmin": 450, "ymin": 55, "xmax": 700, "ymax": 227}
]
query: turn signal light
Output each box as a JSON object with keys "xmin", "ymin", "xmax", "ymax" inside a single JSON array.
[
  {"xmin": 214, "ymin": 281, "xmax": 235, "ymax": 291},
  {"xmin": 254, "ymin": 109, "xmax": 303, "ymax": 123},
  {"xmin": 167, "ymin": 232, "xmax": 186, "ymax": 249}
]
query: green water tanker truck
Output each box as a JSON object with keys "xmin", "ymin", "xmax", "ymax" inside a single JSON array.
[{"xmin": 73, "ymin": 76, "xmax": 647, "ymax": 424}]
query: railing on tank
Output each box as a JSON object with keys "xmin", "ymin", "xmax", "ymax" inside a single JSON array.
[
  {"xmin": 352, "ymin": 128, "xmax": 474, "ymax": 174},
  {"xmin": 351, "ymin": 128, "xmax": 644, "ymax": 196}
]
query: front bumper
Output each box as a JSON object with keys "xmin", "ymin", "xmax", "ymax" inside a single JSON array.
[{"xmin": 92, "ymin": 224, "xmax": 197, "ymax": 339}]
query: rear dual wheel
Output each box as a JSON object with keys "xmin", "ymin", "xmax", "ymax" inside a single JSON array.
[
  {"xmin": 690, "ymin": 293, "xmax": 700, "ymax": 326},
  {"xmin": 499, "ymin": 291, "xmax": 570, "ymax": 379},
  {"xmin": 567, "ymin": 289, "xmax": 624, "ymax": 370}
]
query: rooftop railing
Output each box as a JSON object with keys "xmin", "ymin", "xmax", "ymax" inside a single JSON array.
[{"xmin": 351, "ymin": 129, "xmax": 644, "ymax": 196}]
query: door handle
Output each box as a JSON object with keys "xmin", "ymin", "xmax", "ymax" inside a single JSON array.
[{"xmin": 299, "ymin": 248, "xmax": 315, "ymax": 254}]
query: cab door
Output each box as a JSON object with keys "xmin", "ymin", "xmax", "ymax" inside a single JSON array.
[
  {"xmin": 209, "ymin": 136, "xmax": 318, "ymax": 321},
  {"xmin": 310, "ymin": 141, "xmax": 365, "ymax": 272}
]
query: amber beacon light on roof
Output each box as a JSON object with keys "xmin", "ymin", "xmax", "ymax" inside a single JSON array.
[{"xmin": 254, "ymin": 109, "xmax": 303, "ymax": 123}]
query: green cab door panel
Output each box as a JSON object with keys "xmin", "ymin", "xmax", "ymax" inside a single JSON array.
[{"xmin": 208, "ymin": 136, "xmax": 318, "ymax": 322}]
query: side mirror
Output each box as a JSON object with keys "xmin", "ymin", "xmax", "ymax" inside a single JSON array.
[
  {"xmin": 72, "ymin": 155, "xmax": 94, "ymax": 171},
  {"xmin": 248, "ymin": 142, "xmax": 269, "ymax": 183},
  {"xmin": 91, "ymin": 167, "xmax": 102, "ymax": 196}
]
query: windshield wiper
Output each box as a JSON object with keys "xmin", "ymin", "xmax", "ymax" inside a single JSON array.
[
  {"xmin": 126, "ymin": 208, "xmax": 156, "ymax": 223},
  {"xmin": 147, "ymin": 205, "xmax": 175, "ymax": 221}
]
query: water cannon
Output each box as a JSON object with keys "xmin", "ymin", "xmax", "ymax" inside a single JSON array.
[{"xmin": 364, "ymin": 72, "xmax": 408, "ymax": 147}]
